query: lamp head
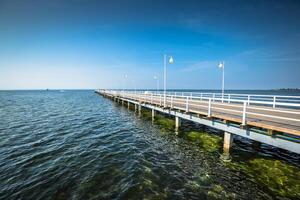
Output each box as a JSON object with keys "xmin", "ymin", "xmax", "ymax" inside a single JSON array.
[
  {"xmin": 218, "ymin": 62, "xmax": 224, "ymax": 68},
  {"xmin": 169, "ymin": 56, "xmax": 174, "ymax": 64}
]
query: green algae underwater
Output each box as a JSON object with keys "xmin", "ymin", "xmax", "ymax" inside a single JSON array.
[
  {"xmin": 226, "ymin": 158, "xmax": 300, "ymax": 199},
  {"xmin": 136, "ymin": 107, "xmax": 300, "ymax": 199},
  {"xmin": 138, "ymin": 107, "xmax": 223, "ymax": 153}
]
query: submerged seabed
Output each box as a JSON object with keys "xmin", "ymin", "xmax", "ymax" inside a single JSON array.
[{"xmin": 0, "ymin": 90, "xmax": 299, "ymax": 200}]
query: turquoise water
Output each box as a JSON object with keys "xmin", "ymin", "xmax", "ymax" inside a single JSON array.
[{"xmin": 0, "ymin": 90, "xmax": 299, "ymax": 199}]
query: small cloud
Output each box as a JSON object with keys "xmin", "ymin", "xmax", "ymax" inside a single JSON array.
[
  {"xmin": 234, "ymin": 48, "xmax": 300, "ymax": 62},
  {"xmin": 180, "ymin": 61, "xmax": 217, "ymax": 72}
]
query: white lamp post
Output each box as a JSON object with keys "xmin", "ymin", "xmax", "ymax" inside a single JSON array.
[
  {"xmin": 218, "ymin": 61, "xmax": 225, "ymax": 102},
  {"xmin": 163, "ymin": 54, "xmax": 174, "ymax": 107},
  {"xmin": 153, "ymin": 75, "xmax": 159, "ymax": 94}
]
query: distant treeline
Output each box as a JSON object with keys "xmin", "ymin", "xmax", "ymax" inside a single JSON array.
[{"xmin": 273, "ymin": 88, "xmax": 300, "ymax": 91}]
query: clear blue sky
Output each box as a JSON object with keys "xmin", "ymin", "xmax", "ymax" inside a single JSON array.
[{"xmin": 0, "ymin": 0, "xmax": 300, "ymax": 90}]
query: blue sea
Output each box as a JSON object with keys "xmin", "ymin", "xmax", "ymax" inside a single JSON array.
[{"xmin": 0, "ymin": 90, "xmax": 299, "ymax": 199}]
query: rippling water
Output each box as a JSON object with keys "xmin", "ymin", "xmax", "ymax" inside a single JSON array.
[{"xmin": 0, "ymin": 90, "xmax": 299, "ymax": 200}]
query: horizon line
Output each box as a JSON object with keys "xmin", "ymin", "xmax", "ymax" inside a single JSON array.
[{"xmin": 0, "ymin": 88, "xmax": 299, "ymax": 91}]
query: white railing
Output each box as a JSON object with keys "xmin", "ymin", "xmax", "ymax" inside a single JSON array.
[
  {"xmin": 97, "ymin": 89, "xmax": 300, "ymax": 135},
  {"xmin": 146, "ymin": 91, "xmax": 300, "ymax": 109},
  {"xmin": 97, "ymin": 89, "xmax": 300, "ymax": 108}
]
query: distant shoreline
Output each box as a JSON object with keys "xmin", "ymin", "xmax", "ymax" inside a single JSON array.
[{"xmin": 272, "ymin": 88, "xmax": 300, "ymax": 91}]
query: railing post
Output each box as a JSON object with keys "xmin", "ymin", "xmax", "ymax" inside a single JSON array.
[
  {"xmin": 200, "ymin": 93, "xmax": 203, "ymax": 101},
  {"xmin": 171, "ymin": 95, "xmax": 173, "ymax": 108},
  {"xmin": 242, "ymin": 101, "xmax": 247, "ymax": 125},
  {"xmin": 151, "ymin": 93, "xmax": 153, "ymax": 104},
  {"xmin": 273, "ymin": 96, "xmax": 276, "ymax": 108},
  {"xmin": 186, "ymin": 96, "xmax": 189, "ymax": 112},
  {"xmin": 247, "ymin": 95, "xmax": 250, "ymax": 105},
  {"xmin": 228, "ymin": 94, "xmax": 231, "ymax": 103},
  {"xmin": 208, "ymin": 98, "xmax": 211, "ymax": 117},
  {"xmin": 222, "ymin": 93, "xmax": 224, "ymax": 103}
]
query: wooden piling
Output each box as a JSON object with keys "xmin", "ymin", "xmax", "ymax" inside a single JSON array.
[
  {"xmin": 152, "ymin": 109, "xmax": 155, "ymax": 120},
  {"xmin": 175, "ymin": 116, "xmax": 181, "ymax": 129},
  {"xmin": 138, "ymin": 103, "xmax": 141, "ymax": 115},
  {"xmin": 223, "ymin": 132, "xmax": 233, "ymax": 154}
]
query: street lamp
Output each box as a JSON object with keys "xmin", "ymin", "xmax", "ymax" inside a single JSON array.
[
  {"xmin": 163, "ymin": 54, "xmax": 174, "ymax": 107},
  {"xmin": 218, "ymin": 61, "xmax": 225, "ymax": 102},
  {"xmin": 153, "ymin": 75, "xmax": 159, "ymax": 94}
]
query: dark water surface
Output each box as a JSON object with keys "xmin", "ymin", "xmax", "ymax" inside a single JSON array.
[{"xmin": 0, "ymin": 90, "xmax": 299, "ymax": 200}]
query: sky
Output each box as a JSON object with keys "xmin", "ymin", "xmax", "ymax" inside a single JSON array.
[{"xmin": 0, "ymin": 0, "xmax": 300, "ymax": 90}]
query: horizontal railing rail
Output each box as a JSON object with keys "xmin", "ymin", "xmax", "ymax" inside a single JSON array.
[{"xmin": 151, "ymin": 91, "xmax": 300, "ymax": 108}]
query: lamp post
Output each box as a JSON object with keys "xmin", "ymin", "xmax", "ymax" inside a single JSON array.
[
  {"xmin": 218, "ymin": 61, "xmax": 225, "ymax": 102},
  {"xmin": 153, "ymin": 75, "xmax": 159, "ymax": 94},
  {"xmin": 163, "ymin": 54, "xmax": 174, "ymax": 107}
]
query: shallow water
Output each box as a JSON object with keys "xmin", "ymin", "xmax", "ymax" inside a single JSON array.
[{"xmin": 0, "ymin": 90, "xmax": 299, "ymax": 200}]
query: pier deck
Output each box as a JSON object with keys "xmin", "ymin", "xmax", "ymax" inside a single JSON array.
[{"xmin": 96, "ymin": 90, "xmax": 300, "ymax": 154}]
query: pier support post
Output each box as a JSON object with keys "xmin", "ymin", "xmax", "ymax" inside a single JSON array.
[
  {"xmin": 223, "ymin": 132, "xmax": 233, "ymax": 154},
  {"xmin": 138, "ymin": 103, "xmax": 141, "ymax": 115},
  {"xmin": 128, "ymin": 101, "xmax": 130, "ymax": 109},
  {"xmin": 152, "ymin": 109, "xmax": 155, "ymax": 120},
  {"xmin": 175, "ymin": 116, "xmax": 181, "ymax": 129},
  {"xmin": 134, "ymin": 104, "xmax": 137, "ymax": 112}
]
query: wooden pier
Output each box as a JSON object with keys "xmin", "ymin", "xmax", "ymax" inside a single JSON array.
[{"xmin": 96, "ymin": 90, "xmax": 300, "ymax": 154}]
